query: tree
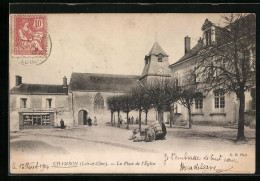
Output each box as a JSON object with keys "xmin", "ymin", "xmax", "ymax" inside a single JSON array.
[
  {"xmin": 196, "ymin": 13, "xmax": 256, "ymax": 141},
  {"xmin": 145, "ymin": 79, "xmax": 177, "ymax": 124},
  {"xmin": 113, "ymin": 95, "xmax": 122, "ymax": 128},
  {"xmin": 107, "ymin": 96, "xmax": 117, "ymax": 126},
  {"xmin": 121, "ymin": 94, "xmax": 134, "ymax": 129},
  {"xmin": 142, "ymin": 93, "xmax": 153, "ymax": 125},
  {"xmin": 176, "ymin": 70, "xmax": 200, "ymax": 129},
  {"xmin": 131, "ymin": 85, "xmax": 146, "ymax": 131},
  {"xmin": 163, "ymin": 78, "xmax": 181, "ymax": 127}
]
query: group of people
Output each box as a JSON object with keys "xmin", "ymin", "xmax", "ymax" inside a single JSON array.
[
  {"xmin": 59, "ymin": 116, "xmax": 98, "ymax": 129},
  {"xmin": 119, "ymin": 116, "xmax": 140, "ymax": 125},
  {"xmin": 85, "ymin": 116, "xmax": 98, "ymax": 126}
]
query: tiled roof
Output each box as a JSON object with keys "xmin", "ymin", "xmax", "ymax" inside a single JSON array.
[
  {"xmin": 10, "ymin": 84, "xmax": 68, "ymax": 94},
  {"xmin": 148, "ymin": 41, "xmax": 168, "ymax": 56},
  {"xmin": 69, "ymin": 73, "xmax": 140, "ymax": 92}
]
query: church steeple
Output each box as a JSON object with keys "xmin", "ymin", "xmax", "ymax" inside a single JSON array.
[
  {"xmin": 148, "ymin": 41, "xmax": 168, "ymax": 56},
  {"xmin": 139, "ymin": 41, "xmax": 171, "ymax": 84}
]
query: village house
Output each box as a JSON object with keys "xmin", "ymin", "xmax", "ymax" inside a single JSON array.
[
  {"xmin": 9, "ymin": 76, "xmax": 71, "ymax": 130},
  {"xmin": 169, "ymin": 15, "xmax": 256, "ymax": 126}
]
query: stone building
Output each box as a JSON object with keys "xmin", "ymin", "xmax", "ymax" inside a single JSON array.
[
  {"xmin": 169, "ymin": 15, "xmax": 256, "ymax": 126},
  {"xmin": 69, "ymin": 73, "xmax": 140, "ymax": 126},
  {"xmin": 9, "ymin": 76, "xmax": 71, "ymax": 130}
]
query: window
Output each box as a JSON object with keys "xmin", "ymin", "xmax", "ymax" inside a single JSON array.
[
  {"xmin": 20, "ymin": 98, "xmax": 27, "ymax": 108},
  {"xmin": 145, "ymin": 56, "xmax": 149, "ymax": 65},
  {"xmin": 175, "ymin": 79, "xmax": 179, "ymax": 86},
  {"xmin": 23, "ymin": 115, "xmax": 32, "ymax": 125},
  {"xmin": 195, "ymin": 93, "xmax": 203, "ymax": 109},
  {"xmin": 46, "ymin": 98, "xmax": 52, "ymax": 108},
  {"xmin": 194, "ymin": 73, "xmax": 199, "ymax": 83},
  {"xmin": 250, "ymin": 48, "xmax": 256, "ymax": 70},
  {"xmin": 42, "ymin": 114, "xmax": 51, "ymax": 125},
  {"xmin": 23, "ymin": 114, "xmax": 51, "ymax": 126},
  {"xmin": 94, "ymin": 93, "xmax": 104, "ymax": 111},
  {"xmin": 158, "ymin": 54, "xmax": 163, "ymax": 62},
  {"xmin": 214, "ymin": 90, "xmax": 225, "ymax": 108},
  {"xmin": 205, "ymin": 29, "xmax": 212, "ymax": 46},
  {"xmin": 251, "ymin": 88, "xmax": 256, "ymax": 111},
  {"xmin": 213, "ymin": 57, "xmax": 225, "ymax": 77}
]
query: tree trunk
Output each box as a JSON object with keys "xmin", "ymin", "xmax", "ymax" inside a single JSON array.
[
  {"xmin": 187, "ymin": 106, "xmax": 192, "ymax": 129},
  {"xmin": 145, "ymin": 111, "xmax": 148, "ymax": 125},
  {"xmin": 118, "ymin": 111, "xmax": 120, "ymax": 128},
  {"xmin": 170, "ymin": 108, "xmax": 173, "ymax": 128},
  {"xmin": 111, "ymin": 112, "xmax": 113, "ymax": 126},
  {"xmin": 139, "ymin": 109, "xmax": 142, "ymax": 131},
  {"xmin": 158, "ymin": 109, "xmax": 163, "ymax": 123},
  {"xmin": 155, "ymin": 108, "xmax": 158, "ymax": 121},
  {"xmin": 113, "ymin": 114, "xmax": 115, "ymax": 125},
  {"xmin": 236, "ymin": 91, "xmax": 246, "ymax": 142},
  {"xmin": 126, "ymin": 112, "xmax": 129, "ymax": 130}
]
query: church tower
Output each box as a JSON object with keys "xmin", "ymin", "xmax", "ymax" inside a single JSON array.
[{"xmin": 139, "ymin": 41, "xmax": 171, "ymax": 84}]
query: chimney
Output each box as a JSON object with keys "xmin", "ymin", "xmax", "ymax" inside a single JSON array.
[
  {"xmin": 15, "ymin": 75, "xmax": 22, "ymax": 86},
  {"xmin": 63, "ymin": 76, "xmax": 67, "ymax": 88},
  {"xmin": 185, "ymin": 36, "xmax": 191, "ymax": 54}
]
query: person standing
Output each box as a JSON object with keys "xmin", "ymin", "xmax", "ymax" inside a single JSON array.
[
  {"xmin": 136, "ymin": 117, "xmax": 139, "ymax": 124},
  {"xmin": 87, "ymin": 117, "xmax": 92, "ymax": 126},
  {"xmin": 131, "ymin": 116, "xmax": 134, "ymax": 124},
  {"xmin": 94, "ymin": 116, "xmax": 97, "ymax": 126},
  {"xmin": 60, "ymin": 119, "xmax": 65, "ymax": 129}
]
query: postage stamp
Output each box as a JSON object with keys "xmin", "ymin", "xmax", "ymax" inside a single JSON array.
[
  {"xmin": 10, "ymin": 14, "xmax": 50, "ymax": 65},
  {"xmin": 13, "ymin": 15, "xmax": 47, "ymax": 55}
]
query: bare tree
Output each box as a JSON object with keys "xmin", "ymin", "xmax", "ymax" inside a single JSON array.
[
  {"xmin": 175, "ymin": 70, "xmax": 201, "ymax": 129},
  {"xmin": 113, "ymin": 95, "xmax": 122, "ymax": 128},
  {"xmin": 121, "ymin": 94, "xmax": 134, "ymax": 129},
  {"xmin": 131, "ymin": 85, "xmax": 147, "ymax": 131},
  {"xmin": 145, "ymin": 79, "xmax": 176, "ymax": 123},
  {"xmin": 107, "ymin": 96, "xmax": 117, "ymax": 126},
  {"xmin": 163, "ymin": 79, "xmax": 181, "ymax": 127},
  {"xmin": 196, "ymin": 13, "xmax": 256, "ymax": 141},
  {"xmin": 142, "ymin": 93, "xmax": 153, "ymax": 125}
]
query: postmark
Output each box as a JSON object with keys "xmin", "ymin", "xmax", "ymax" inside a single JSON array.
[{"xmin": 10, "ymin": 14, "xmax": 51, "ymax": 66}]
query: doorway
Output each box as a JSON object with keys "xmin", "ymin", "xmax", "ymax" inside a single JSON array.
[{"xmin": 78, "ymin": 110, "xmax": 88, "ymax": 125}]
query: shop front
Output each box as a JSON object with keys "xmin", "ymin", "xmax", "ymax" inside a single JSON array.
[{"xmin": 19, "ymin": 112, "xmax": 55, "ymax": 129}]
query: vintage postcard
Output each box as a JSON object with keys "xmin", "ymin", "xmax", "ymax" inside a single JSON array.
[{"xmin": 9, "ymin": 13, "xmax": 256, "ymax": 174}]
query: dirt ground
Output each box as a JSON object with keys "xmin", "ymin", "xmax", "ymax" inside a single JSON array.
[
  {"xmin": 9, "ymin": 124, "xmax": 255, "ymax": 174},
  {"xmin": 10, "ymin": 123, "xmax": 255, "ymax": 155}
]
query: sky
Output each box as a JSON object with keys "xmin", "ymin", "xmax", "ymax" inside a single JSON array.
[{"xmin": 10, "ymin": 13, "xmax": 226, "ymax": 88}]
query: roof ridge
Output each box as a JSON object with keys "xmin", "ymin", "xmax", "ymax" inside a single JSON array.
[
  {"xmin": 21, "ymin": 83, "xmax": 64, "ymax": 86},
  {"xmin": 72, "ymin": 72, "xmax": 140, "ymax": 77}
]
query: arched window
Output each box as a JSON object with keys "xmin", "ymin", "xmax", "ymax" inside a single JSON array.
[{"xmin": 94, "ymin": 93, "xmax": 104, "ymax": 111}]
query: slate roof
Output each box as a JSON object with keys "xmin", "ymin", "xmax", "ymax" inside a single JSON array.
[
  {"xmin": 69, "ymin": 73, "xmax": 140, "ymax": 92},
  {"xmin": 169, "ymin": 41, "xmax": 204, "ymax": 67},
  {"xmin": 10, "ymin": 84, "xmax": 68, "ymax": 95},
  {"xmin": 148, "ymin": 41, "xmax": 168, "ymax": 56},
  {"xmin": 170, "ymin": 14, "xmax": 255, "ymax": 67}
]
